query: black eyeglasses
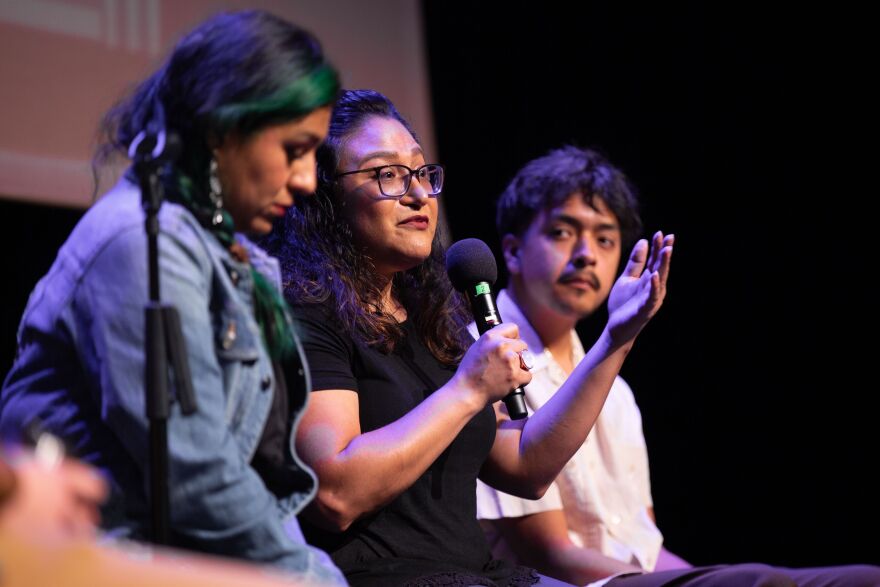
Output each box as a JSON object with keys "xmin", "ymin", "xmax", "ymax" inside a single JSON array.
[{"xmin": 335, "ymin": 163, "xmax": 444, "ymax": 198}]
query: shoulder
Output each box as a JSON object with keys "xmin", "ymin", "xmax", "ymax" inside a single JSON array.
[
  {"xmin": 77, "ymin": 180, "xmax": 215, "ymax": 272},
  {"xmin": 612, "ymin": 375, "xmax": 636, "ymax": 397},
  {"xmin": 290, "ymin": 300, "xmax": 362, "ymax": 392},
  {"xmin": 289, "ymin": 299, "xmax": 337, "ymax": 325},
  {"xmin": 62, "ymin": 181, "xmax": 145, "ymax": 266},
  {"xmin": 290, "ymin": 300, "xmax": 353, "ymax": 353},
  {"xmin": 32, "ymin": 181, "xmax": 214, "ymax": 301}
]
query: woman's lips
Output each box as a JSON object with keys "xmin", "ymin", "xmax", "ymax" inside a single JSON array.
[
  {"xmin": 269, "ymin": 203, "xmax": 290, "ymax": 217},
  {"xmin": 399, "ymin": 215, "xmax": 430, "ymax": 229}
]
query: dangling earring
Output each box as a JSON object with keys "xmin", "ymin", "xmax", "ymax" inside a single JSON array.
[{"xmin": 208, "ymin": 158, "xmax": 224, "ymax": 226}]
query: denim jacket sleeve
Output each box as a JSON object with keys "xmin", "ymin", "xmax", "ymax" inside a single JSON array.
[{"xmin": 45, "ymin": 192, "xmax": 344, "ymax": 584}]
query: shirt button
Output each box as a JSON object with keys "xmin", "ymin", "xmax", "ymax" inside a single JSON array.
[
  {"xmin": 260, "ymin": 375, "xmax": 272, "ymax": 390},
  {"xmin": 229, "ymin": 269, "xmax": 240, "ymax": 285}
]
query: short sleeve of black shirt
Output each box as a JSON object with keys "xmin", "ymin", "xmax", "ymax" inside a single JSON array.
[{"xmin": 293, "ymin": 302, "xmax": 360, "ymax": 393}]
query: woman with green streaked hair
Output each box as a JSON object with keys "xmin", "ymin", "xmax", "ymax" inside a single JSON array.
[{"xmin": 0, "ymin": 10, "xmax": 345, "ymax": 584}]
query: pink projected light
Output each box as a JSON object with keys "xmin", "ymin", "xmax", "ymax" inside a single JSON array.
[{"xmin": 0, "ymin": 0, "xmax": 435, "ymax": 209}]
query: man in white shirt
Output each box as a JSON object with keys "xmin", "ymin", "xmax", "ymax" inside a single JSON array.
[{"xmin": 476, "ymin": 146, "xmax": 880, "ymax": 587}]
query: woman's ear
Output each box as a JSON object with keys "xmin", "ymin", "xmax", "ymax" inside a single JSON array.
[{"xmin": 501, "ymin": 234, "xmax": 521, "ymax": 275}]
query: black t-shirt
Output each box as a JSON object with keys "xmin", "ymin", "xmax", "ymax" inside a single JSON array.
[
  {"xmin": 250, "ymin": 352, "xmax": 315, "ymax": 500},
  {"xmin": 294, "ymin": 302, "xmax": 534, "ymax": 587}
]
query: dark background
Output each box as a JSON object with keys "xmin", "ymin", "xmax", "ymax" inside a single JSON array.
[
  {"xmin": 422, "ymin": 0, "xmax": 877, "ymax": 569},
  {"xmin": 2, "ymin": 0, "xmax": 875, "ymax": 570}
]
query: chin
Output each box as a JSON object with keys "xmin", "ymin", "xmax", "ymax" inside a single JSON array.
[
  {"xmin": 407, "ymin": 242, "xmax": 434, "ymax": 259},
  {"xmin": 572, "ymin": 303, "xmax": 602, "ymax": 318},
  {"xmin": 392, "ymin": 250, "xmax": 432, "ymax": 273},
  {"xmin": 554, "ymin": 297, "xmax": 598, "ymax": 319},
  {"xmin": 246, "ymin": 222, "xmax": 273, "ymax": 237}
]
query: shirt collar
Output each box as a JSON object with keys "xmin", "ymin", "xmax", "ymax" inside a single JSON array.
[
  {"xmin": 496, "ymin": 289, "xmax": 552, "ymax": 373},
  {"xmin": 496, "ymin": 290, "xmax": 586, "ymax": 378}
]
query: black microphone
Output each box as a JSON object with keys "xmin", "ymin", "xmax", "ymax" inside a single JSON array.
[{"xmin": 446, "ymin": 238, "xmax": 528, "ymax": 420}]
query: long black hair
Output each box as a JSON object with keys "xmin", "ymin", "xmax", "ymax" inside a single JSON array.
[{"xmin": 96, "ymin": 10, "xmax": 340, "ymax": 360}]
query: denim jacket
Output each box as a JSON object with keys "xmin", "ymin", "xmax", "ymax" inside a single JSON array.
[{"xmin": 0, "ymin": 179, "xmax": 345, "ymax": 585}]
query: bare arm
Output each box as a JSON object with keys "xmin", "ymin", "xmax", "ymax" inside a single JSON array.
[
  {"xmin": 489, "ymin": 509, "xmax": 643, "ymax": 585},
  {"xmin": 483, "ymin": 233, "xmax": 674, "ymax": 497},
  {"xmin": 296, "ymin": 323, "xmax": 532, "ymax": 531}
]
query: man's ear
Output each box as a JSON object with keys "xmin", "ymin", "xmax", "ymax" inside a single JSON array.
[{"xmin": 501, "ymin": 234, "xmax": 521, "ymax": 275}]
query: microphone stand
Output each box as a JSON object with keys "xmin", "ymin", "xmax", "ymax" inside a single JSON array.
[{"xmin": 129, "ymin": 128, "xmax": 198, "ymax": 545}]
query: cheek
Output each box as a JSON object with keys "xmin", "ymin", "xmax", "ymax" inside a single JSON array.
[
  {"xmin": 226, "ymin": 165, "xmax": 266, "ymax": 204},
  {"xmin": 520, "ymin": 259, "xmax": 559, "ymax": 290},
  {"xmin": 523, "ymin": 246, "xmax": 567, "ymax": 280},
  {"xmin": 218, "ymin": 168, "xmax": 252, "ymax": 214},
  {"xmin": 253, "ymin": 160, "xmax": 289, "ymax": 192},
  {"xmin": 345, "ymin": 200, "xmax": 391, "ymax": 246},
  {"xmin": 427, "ymin": 198, "xmax": 439, "ymax": 219}
]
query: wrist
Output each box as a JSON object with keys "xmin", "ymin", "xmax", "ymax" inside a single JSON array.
[
  {"xmin": 442, "ymin": 376, "xmax": 486, "ymax": 416},
  {"xmin": 600, "ymin": 326, "xmax": 635, "ymax": 356}
]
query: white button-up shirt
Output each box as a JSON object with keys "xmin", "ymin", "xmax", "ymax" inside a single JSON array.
[{"xmin": 475, "ymin": 290, "xmax": 664, "ymax": 573}]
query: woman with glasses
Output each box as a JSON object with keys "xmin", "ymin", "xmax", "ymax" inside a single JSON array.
[{"xmin": 264, "ymin": 89, "xmax": 672, "ymax": 586}]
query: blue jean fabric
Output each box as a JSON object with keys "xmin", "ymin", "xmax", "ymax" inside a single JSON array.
[{"xmin": 0, "ymin": 180, "xmax": 345, "ymax": 585}]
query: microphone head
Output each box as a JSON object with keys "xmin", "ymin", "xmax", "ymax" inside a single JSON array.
[{"xmin": 446, "ymin": 238, "xmax": 498, "ymax": 292}]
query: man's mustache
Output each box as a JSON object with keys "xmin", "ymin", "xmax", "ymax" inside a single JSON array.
[{"xmin": 558, "ymin": 271, "xmax": 601, "ymax": 290}]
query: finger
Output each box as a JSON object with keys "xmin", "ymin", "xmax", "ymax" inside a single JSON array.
[
  {"xmin": 622, "ymin": 239, "xmax": 649, "ymax": 278},
  {"xmin": 62, "ymin": 460, "xmax": 108, "ymax": 504},
  {"xmin": 515, "ymin": 369, "xmax": 533, "ymax": 388},
  {"xmin": 489, "ymin": 322, "xmax": 520, "ymax": 340},
  {"xmin": 647, "ymin": 270, "xmax": 664, "ymax": 311},
  {"xmin": 504, "ymin": 350, "xmax": 523, "ymax": 374},
  {"xmin": 656, "ymin": 244, "xmax": 673, "ymax": 287},
  {"xmin": 501, "ymin": 338, "xmax": 529, "ymax": 356},
  {"xmin": 646, "ymin": 231, "xmax": 664, "ymax": 273}
]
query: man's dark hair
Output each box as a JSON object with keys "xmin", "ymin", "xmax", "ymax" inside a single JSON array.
[{"xmin": 496, "ymin": 146, "xmax": 642, "ymax": 250}]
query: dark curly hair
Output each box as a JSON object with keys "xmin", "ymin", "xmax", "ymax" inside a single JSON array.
[{"xmin": 262, "ymin": 89, "xmax": 470, "ymax": 365}]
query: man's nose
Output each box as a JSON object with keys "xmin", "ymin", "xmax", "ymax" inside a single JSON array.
[{"xmin": 571, "ymin": 237, "xmax": 597, "ymax": 269}]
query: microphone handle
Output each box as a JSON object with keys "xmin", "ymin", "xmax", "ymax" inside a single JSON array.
[{"xmin": 468, "ymin": 282, "xmax": 528, "ymax": 420}]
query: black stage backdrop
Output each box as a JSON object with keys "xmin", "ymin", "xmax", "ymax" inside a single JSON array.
[
  {"xmin": 1, "ymin": 0, "xmax": 875, "ymax": 570},
  {"xmin": 423, "ymin": 0, "xmax": 876, "ymax": 570}
]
